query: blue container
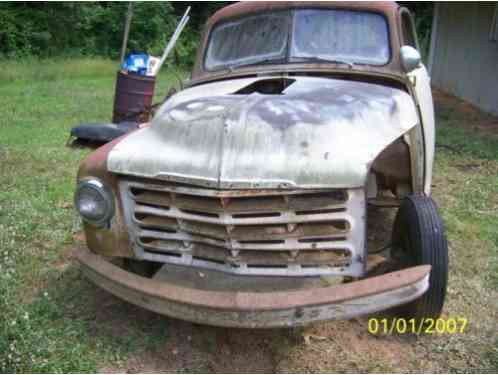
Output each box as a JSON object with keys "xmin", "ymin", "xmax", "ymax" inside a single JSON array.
[{"xmin": 122, "ymin": 53, "xmax": 149, "ymax": 75}]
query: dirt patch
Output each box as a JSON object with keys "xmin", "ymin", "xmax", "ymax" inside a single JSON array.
[
  {"xmin": 433, "ymin": 89, "xmax": 498, "ymax": 138},
  {"xmin": 96, "ymin": 310, "xmax": 419, "ymax": 373},
  {"xmin": 276, "ymin": 319, "xmax": 413, "ymax": 372},
  {"xmin": 93, "ymin": 291, "xmax": 279, "ymax": 373}
]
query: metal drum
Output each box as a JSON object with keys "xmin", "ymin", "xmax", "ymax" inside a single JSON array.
[{"xmin": 112, "ymin": 71, "xmax": 156, "ymax": 124}]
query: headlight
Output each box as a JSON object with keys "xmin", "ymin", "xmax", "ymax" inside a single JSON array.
[{"xmin": 74, "ymin": 179, "xmax": 114, "ymax": 227}]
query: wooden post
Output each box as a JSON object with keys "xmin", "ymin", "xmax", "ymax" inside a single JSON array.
[{"xmin": 120, "ymin": 2, "xmax": 133, "ymax": 65}]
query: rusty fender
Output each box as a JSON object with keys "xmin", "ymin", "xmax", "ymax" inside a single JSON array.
[{"xmin": 76, "ymin": 247, "xmax": 430, "ymax": 328}]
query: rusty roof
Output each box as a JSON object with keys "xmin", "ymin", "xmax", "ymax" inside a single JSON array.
[{"xmin": 208, "ymin": 1, "xmax": 400, "ymax": 27}]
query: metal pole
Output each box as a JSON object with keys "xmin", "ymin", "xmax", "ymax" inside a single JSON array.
[
  {"xmin": 120, "ymin": 2, "xmax": 133, "ymax": 65},
  {"xmin": 152, "ymin": 6, "xmax": 190, "ymax": 76}
]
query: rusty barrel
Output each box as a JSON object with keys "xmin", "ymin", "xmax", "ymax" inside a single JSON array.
[{"xmin": 112, "ymin": 71, "xmax": 156, "ymax": 124}]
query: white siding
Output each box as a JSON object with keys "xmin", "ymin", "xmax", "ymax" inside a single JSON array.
[{"xmin": 431, "ymin": 2, "xmax": 498, "ymax": 116}]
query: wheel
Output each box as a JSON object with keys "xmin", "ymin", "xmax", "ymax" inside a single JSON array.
[
  {"xmin": 392, "ymin": 195, "xmax": 448, "ymax": 321},
  {"xmin": 123, "ymin": 258, "xmax": 160, "ymax": 278}
]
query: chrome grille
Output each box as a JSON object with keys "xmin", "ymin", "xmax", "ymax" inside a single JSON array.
[{"xmin": 120, "ymin": 179, "xmax": 366, "ymax": 277}]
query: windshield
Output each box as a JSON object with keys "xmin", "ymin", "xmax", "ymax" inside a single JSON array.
[
  {"xmin": 205, "ymin": 11, "xmax": 289, "ymax": 70},
  {"xmin": 204, "ymin": 9, "xmax": 390, "ymax": 71}
]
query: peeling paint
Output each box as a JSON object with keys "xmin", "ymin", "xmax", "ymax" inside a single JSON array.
[{"xmin": 108, "ymin": 76, "xmax": 418, "ymax": 189}]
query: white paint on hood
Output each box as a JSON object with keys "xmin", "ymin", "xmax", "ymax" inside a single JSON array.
[{"xmin": 108, "ymin": 76, "xmax": 418, "ymax": 189}]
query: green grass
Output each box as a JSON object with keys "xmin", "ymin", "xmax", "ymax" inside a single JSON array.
[
  {"xmin": 0, "ymin": 58, "xmax": 183, "ymax": 373},
  {"xmin": 434, "ymin": 97, "xmax": 498, "ymax": 291},
  {"xmin": 429, "ymin": 98, "xmax": 498, "ymax": 373},
  {"xmin": 0, "ymin": 59, "xmax": 497, "ymax": 373}
]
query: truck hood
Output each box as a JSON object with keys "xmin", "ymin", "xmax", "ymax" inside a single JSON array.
[{"xmin": 108, "ymin": 76, "xmax": 418, "ymax": 189}]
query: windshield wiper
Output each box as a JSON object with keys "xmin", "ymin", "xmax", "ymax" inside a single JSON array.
[
  {"xmin": 222, "ymin": 55, "xmax": 354, "ymax": 73},
  {"xmin": 293, "ymin": 56, "xmax": 355, "ymax": 69},
  {"xmin": 226, "ymin": 57, "xmax": 284, "ymax": 72}
]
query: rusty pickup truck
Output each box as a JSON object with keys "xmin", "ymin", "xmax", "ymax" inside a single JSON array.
[{"xmin": 74, "ymin": 1, "xmax": 448, "ymax": 328}]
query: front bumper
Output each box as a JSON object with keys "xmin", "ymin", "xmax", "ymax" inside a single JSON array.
[{"xmin": 76, "ymin": 247, "xmax": 430, "ymax": 328}]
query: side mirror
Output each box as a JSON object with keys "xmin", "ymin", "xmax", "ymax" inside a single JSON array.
[{"xmin": 400, "ymin": 45, "xmax": 421, "ymax": 73}]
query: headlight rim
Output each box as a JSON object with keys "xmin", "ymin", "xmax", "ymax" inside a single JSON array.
[{"xmin": 74, "ymin": 178, "xmax": 115, "ymax": 227}]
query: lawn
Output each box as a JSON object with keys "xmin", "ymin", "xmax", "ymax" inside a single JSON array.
[{"xmin": 0, "ymin": 59, "xmax": 497, "ymax": 373}]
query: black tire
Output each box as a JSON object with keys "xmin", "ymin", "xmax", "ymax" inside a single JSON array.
[{"xmin": 392, "ymin": 195, "xmax": 448, "ymax": 321}]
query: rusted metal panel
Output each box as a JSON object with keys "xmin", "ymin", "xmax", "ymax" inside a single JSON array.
[
  {"xmin": 77, "ymin": 136, "xmax": 134, "ymax": 258},
  {"xmin": 107, "ymin": 76, "xmax": 418, "ymax": 189},
  {"xmin": 372, "ymin": 138, "xmax": 410, "ymax": 181},
  {"xmin": 112, "ymin": 71, "xmax": 156, "ymax": 124},
  {"xmin": 136, "ymin": 217, "xmax": 347, "ymax": 241},
  {"xmin": 130, "ymin": 187, "xmax": 347, "ymax": 214},
  {"xmin": 371, "ymin": 137, "xmax": 411, "ymax": 192},
  {"xmin": 76, "ymin": 247, "xmax": 430, "ymax": 328}
]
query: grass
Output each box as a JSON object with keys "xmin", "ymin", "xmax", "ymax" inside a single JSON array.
[
  {"xmin": 433, "ymin": 95, "xmax": 498, "ymax": 291},
  {"xmin": 0, "ymin": 59, "xmax": 497, "ymax": 373},
  {"xmin": 0, "ymin": 58, "xmax": 183, "ymax": 372},
  {"xmin": 426, "ymin": 96, "xmax": 498, "ymax": 372}
]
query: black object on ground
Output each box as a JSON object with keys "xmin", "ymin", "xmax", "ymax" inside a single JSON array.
[
  {"xmin": 70, "ymin": 121, "xmax": 139, "ymax": 143},
  {"xmin": 69, "ymin": 69, "xmax": 156, "ymax": 149}
]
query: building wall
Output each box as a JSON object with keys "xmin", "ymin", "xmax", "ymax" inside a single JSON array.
[{"xmin": 431, "ymin": 3, "xmax": 498, "ymax": 116}]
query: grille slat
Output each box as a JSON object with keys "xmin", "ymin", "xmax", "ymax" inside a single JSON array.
[
  {"xmin": 139, "ymin": 240, "xmax": 352, "ymax": 268},
  {"xmin": 130, "ymin": 186, "xmax": 347, "ymax": 214},
  {"xmin": 132, "ymin": 190, "xmax": 172, "ymax": 208},
  {"xmin": 137, "ymin": 229, "xmax": 351, "ymax": 251},
  {"xmin": 134, "ymin": 203, "xmax": 350, "ymax": 226},
  {"xmin": 121, "ymin": 180, "xmax": 365, "ymax": 277},
  {"xmin": 134, "ymin": 214, "xmax": 349, "ymax": 241}
]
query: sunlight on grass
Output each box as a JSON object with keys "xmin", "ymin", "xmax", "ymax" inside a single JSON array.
[
  {"xmin": 0, "ymin": 58, "xmax": 119, "ymax": 84},
  {"xmin": 0, "ymin": 59, "xmax": 185, "ymax": 372}
]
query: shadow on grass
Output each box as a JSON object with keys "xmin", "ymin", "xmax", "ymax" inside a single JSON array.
[{"xmin": 434, "ymin": 89, "xmax": 498, "ymax": 161}]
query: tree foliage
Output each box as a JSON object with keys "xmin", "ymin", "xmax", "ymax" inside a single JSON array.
[
  {"xmin": 0, "ymin": 2, "xmax": 432, "ymax": 66},
  {"xmin": 0, "ymin": 2, "xmax": 225, "ymax": 66}
]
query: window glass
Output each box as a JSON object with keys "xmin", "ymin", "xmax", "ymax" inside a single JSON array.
[
  {"xmin": 401, "ymin": 11, "xmax": 418, "ymax": 48},
  {"xmin": 204, "ymin": 9, "xmax": 391, "ymax": 71},
  {"xmin": 205, "ymin": 12, "xmax": 289, "ymax": 70},
  {"xmin": 291, "ymin": 9, "xmax": 390, "ymax": 65}
]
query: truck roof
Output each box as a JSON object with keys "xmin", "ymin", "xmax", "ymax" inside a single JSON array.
[{"xmin": 209, "ymin": 1, "xmax": 400, "ymax": 25}]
